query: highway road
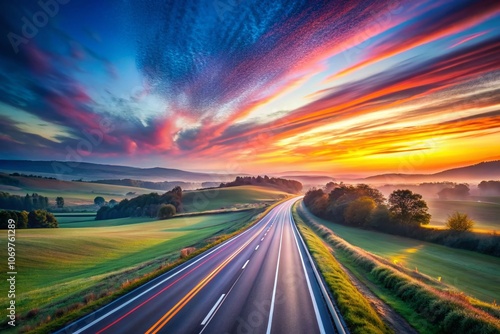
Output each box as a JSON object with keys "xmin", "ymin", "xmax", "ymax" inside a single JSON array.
[{"xmin": 57, "ymin": 198, "xmax": 341, "ymax": 334}]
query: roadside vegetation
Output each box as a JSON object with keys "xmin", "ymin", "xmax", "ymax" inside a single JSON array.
[
  {"xmin": 295, "ymin": 202, "xmax": 500, "ymax": 333},
  {"xmin": 304, "ymin": 183, "xmax": 500, "ymax": 256},
  {"xmin": 294, "ymin": 210, "xmax": 392, "ymax": 333}
]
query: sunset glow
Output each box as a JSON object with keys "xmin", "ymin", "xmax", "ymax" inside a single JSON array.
[{"xmin": 1, "ymin": 0, "xmax": 499, "ymax": 175}]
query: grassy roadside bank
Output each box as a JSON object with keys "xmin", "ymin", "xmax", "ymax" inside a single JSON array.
[
  {"xmin": 2, "ymin": 197, "xmax": 290, "ymax": 334},
  {"xmin": 295, "ymin": 201, "xmax": 500, "ymax": 334},
  {"xmin": 292, "ymin": 204, "xmax": 392, "ymax": 334}
]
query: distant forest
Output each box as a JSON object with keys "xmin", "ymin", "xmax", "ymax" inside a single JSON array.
[
  {"xmin": 478, "ymin": 180, "xmax": 500, "ymax": 196},
  {"xmin": 220, "ymin": 176, "xmax": 302, "ymax": 194},
  {"xmin": 0, "ymin": 192, "xmax": 50, "ymax": 211}
]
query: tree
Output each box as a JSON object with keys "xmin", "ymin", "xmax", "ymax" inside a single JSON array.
[
  {"xmin": 370, "ymin": 205, "xmax": 391, "ymax": 228},
  {"xmin": 446, "ymin": 212, "xmax": 474, "ymax": 232},
  {"xmin": 28, "ymin": 210, "xmax": 58, "ymax": 228},
  {"xmin": 344, "ymin": 196, "xmax": 376, "ymax": 227},
  {"xmin": 109, "ymin": 199, "xmax": 118, "ymax": 207},
  {"xmin": 388, "ymin": 189, "xmax": 431, "ymax": 227},
  {"xmin": 158, "ymin": 204, "xmax": 176, "ymax": 219},
  {"xmin": 56, "ymin": 196, "xmax": 65, "ymax": 208},
  {"xmin": 17, "ymin": 211, "xmax": 28, "ymax": 228},
  {"xmin": 94, "ymin": 196, "xmax": 106, "ymax": 207}
]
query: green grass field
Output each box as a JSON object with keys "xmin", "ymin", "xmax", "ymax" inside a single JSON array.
[
  {"xmin": 53, "ymin": 213, "xmax": 97, "ymax": 224},
  {"xmin": 427, "ymin": 199, "xmax": 500, "ymax": 232},
  {"xmin": 0, "ymin": 210, "xmax": 258, "ymax": 316},
  {"xmin": 182, "ymin": 185, "xmax": 289, "ymax": 212},
  {"xmin": 297, "ymin": 201, "xmax": 500, "ymax": 303}
]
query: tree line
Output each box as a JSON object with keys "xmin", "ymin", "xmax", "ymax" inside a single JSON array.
[
  {"xmin": 0, "ymin": 192, "xmax": 50, "ymax": 211},
  {"xmin": 304, "ymin": 183, "xmax": 500, "ymax": 257},
  {"xmin": 220, "ymin": 176, "xmax": 302, "ymax": 194},
  {"xmin": 95, "ymin": 186, "xmax": 183, "ymax": 220},
  {"xmin": 0, "ymin": 209, "xmax": 58, "ymax": 229},
  {"xmin": 304, "ymin": 184, "xmax": 431, "ymax": 229},
  {"xmin": 478, "ymin": 180, "xmax": 500, "ymax": 196}
]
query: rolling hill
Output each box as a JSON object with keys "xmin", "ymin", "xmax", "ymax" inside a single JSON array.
[
  {"xmin": 360, "ymin": 160, "xmax": 500, "ymax": 183},
  {"xmin": 0, "ymin": 160, "xmax": 241, "ymax": 182}
]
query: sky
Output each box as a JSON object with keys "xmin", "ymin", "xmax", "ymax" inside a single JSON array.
[{"xmin": 0, "ymin": 0, "xmax": 499, "ymax": 176}]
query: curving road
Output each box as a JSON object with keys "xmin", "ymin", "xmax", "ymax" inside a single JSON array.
[{"xmin": 57, "ymin": 198, "xmax": 339, "ymax": 334}]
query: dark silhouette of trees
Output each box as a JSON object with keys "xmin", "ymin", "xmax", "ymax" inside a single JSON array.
[
  {"xmin": 0, "ymin": 210, "xmax": 29, "ymax": 229},
  {"xmin": 389, "ymin": 189, "xmax": 430, "ymax": 227},
  {"xmin": 96, "ymin": 187, "xmax": 183, "ymax": 220},
  {"xmin": 437, "ymin": 184, "xmax": 470, "ymax": 200},
  {"xmin": 94, "ymin": 196, "xmax": 106, "ymax": 207},
  {"xmin": 0, "ymin": 192, "xmax": 49, "ymax": 211},
  {"xmin": 220, "ymin": 176, "xmax": 302, "ymax": 194},
  {"xmin": 56, "ymin": 197, "xmax": 65, "ymax": 208},
  {"xmin": 478, "ymin": 180, "xmax": 500, "ymax": 196}
]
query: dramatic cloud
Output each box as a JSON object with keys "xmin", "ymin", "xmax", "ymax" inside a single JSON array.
[{"xmin": 0, "ymin": 0, "xmax": 499, "ymax": 173}]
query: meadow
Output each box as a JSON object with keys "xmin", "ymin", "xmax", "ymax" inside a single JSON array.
[
  {"xmin": 297, "ymin": 201, "xmax": 500, "ymax": 303},
  {"xmin": 427, "ymin": 198, "xmax": 500, "ymax": 232},
  {"xmin": 182, "ymin": 185, "xmax": 289, "ymax": 212},
  {"xmin": 0, "ymin": 210, "xmax": 259, "ymax": 317}
]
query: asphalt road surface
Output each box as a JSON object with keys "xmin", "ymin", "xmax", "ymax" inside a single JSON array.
[{"xmin": 57, "ymin": 198, "xmax": 337, "ymax": 334}]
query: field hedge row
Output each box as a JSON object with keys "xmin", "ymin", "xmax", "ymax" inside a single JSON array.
[{"xmin": 298, "ymin": 208, "xmax": 500, "ymax": 334}]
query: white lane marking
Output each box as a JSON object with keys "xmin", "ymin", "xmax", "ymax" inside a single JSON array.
[
  {"xmin": 64, "ymin": 205, "xmax": 284, "ymax": 334},
  {"xmin": 255, "ymin": 245, "xmax": 260, "ymax": 251},
  {"xmin": 261, "ymin": 238, "xmax": 264, "ymax": 241},
  {"xmin": 242, "ymin": 260, "xmax": 250, "ymax": 270},
  {"xmin": 266, "ymin": 215, "xmax": 285, "ymax": 334},
  {"xmin": 201, "ymin": 294, "xmax": 226, "ymax": 325},
  {"xmin": 289, "ymin": 209, "xmax": 326, "ymax": 334}
]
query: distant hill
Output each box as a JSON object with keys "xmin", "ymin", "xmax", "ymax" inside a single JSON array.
[
  {"xmin": 280, "ymin": 175, "xmax": 335, "ymax": 185},
  {"xmin": 361, "ymin": 161, "xmax": 500, "ymax": 184},
  {"xmin": 0, "ymin": 160, "xmax": 240, "ymax": 182}
]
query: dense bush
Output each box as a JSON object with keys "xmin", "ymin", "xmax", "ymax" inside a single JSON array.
[
  {"xmin": 220, "ymin": 176, "xmax": 302, "ymax": 194},
  {"xmin": 446, "ymin": 212, "xmax": 475, "ymax": 232},
  {"xmin": 157, "ymin": 204, "xmax": 176, "ymax": 219}
]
